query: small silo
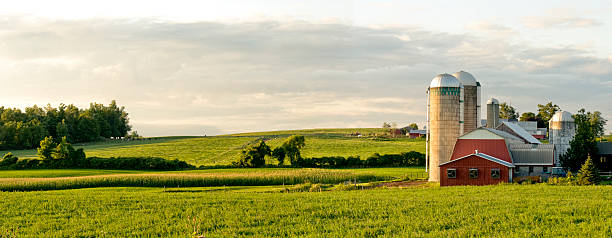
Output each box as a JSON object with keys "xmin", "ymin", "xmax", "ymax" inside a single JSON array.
[
  {"xmin": 549, "ymin": 111, "xmax": 576, "ymax": 166},
  {"xmin": 486, "ymin": 98, "xmax": 500, "ymax": 128},
  {"xmin": 427, "ymin": 73, "xmax": 461, "ymax": 182},
  {"xmin": 453, "ymin": 71, "xmax": 479, "ymax": 133}
]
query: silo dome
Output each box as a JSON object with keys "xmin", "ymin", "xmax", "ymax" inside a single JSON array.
[
  {"xmin": 452, "ymin": 71, "xmax": 477, "ymax": 86},
  {"xmin": 550, "ymin": 111, "xmax": 574, "ymax": 122},
  {"xmin": 430, "ymin": 74, "xmax": 460, "ymax": 88},
  {"xmin": 486, "ymin": 98, "xmax": 499, "ymax": 105}
]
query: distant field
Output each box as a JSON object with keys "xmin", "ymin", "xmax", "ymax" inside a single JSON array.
[
  {"xmin": 0, "ymin": 167, "xmax": 427, "ymax": 191},
  {"xmin": 1, "ymin": 185, "xmax": 610, "ymax": 237},
  {"xmin": 0, "ymin": 128, "xmax": 425, "ymax": 166}
]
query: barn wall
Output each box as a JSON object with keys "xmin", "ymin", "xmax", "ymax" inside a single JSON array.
[
  {"xmin": 450, "ymin": 139, "xmax": 512, "ymax": 163},
  {"xmin": 440, "ymin": 155, "xmax": 511, "ymax": 186}
]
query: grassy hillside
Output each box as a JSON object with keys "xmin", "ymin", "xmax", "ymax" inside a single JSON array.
[
  {"xmin": 0, "ymin": 128, "xmax": 425, "ymax": 166},
  {"xmin": 1, "ymin": 185, "xmax": 610, "ymax": 237}
]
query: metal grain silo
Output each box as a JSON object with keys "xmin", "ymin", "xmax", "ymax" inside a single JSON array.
[
  {"xmin": 453, "ymin": 71, "xmax": 479, "ymax": 133},
  {"xmin": 549, "ymin": 111, "xmax": 575, "ymax": 166},
  {"xmin": 426, "ymin": 73, "xmax": 461, "ymax": 182},
  {"xmin": 486, "ymin": 98, "xmax": 500, "ymax": 128}
]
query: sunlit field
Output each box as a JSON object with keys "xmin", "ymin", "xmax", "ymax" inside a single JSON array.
[
  {"xmin": 1, "ymin": 185, "xmax": 610, "ymax": 237},
  {"xmin": 1, "ymin": 128, "xmax": 425, "ymax": 166}
]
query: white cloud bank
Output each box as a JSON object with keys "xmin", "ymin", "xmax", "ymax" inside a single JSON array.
[{"xmin": 1, "ymin": 17, "xmax": 612, "ymax": 135}]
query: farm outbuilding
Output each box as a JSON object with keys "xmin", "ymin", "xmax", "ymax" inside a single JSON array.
[{"xmin": 438, "ymin": 127, "xmax": 554, "ymax": 186}]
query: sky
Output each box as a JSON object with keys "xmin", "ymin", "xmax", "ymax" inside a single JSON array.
[{"xmin": 1, "ymin": 0, "xmax": 612, "ymax": 136}]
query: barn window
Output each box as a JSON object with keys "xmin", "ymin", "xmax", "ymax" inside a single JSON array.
[
  {"xmin": 543, "ymin": 167, "xmax": 548, "ymax": 173},
  {"xmin": 491, "ymin": 169, "xmax": 500, "ymax": 179},
  {"xmin": 529, "ymin": 166, "xmax": 533, "ymax": 173},
  {"xmin": 447, "ymin": 169, "xmax": 457, "ymax": 179},
  {"xmin": 469, "ymin": 168, "xmax": 478, "ymax": 179}
]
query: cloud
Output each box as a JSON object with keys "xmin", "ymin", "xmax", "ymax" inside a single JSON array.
[
  {"xmin": 1, "ymin": 16, "xmax": 612, "ymax": 135},
  {"xmin": 523, "ymin": 16, "xmax": 603, "ymax": 28}
]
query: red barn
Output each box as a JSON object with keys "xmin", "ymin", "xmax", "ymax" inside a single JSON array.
[{"xmin": 439, "ymin": 128, "xmax": 521, "ymax": 186}]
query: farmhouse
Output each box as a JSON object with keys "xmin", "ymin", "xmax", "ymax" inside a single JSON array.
[{"xmin": 425, "ymin": 71, "xmax": 574, "ymax": 186}]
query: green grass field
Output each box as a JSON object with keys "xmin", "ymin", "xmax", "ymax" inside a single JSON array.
[
  {"xmin": 0, "ymin": 168, "xmax": 427, "ymax": 191},
  {"xmin": 0, "ymin": 128, "xmax": 425, "ymax": 166},
  {"xmin": 1, "ymin": 185, "xmax": 610, "ymax": 237}
]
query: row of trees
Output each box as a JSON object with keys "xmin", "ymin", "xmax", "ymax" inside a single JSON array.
[
  {"xmin": 1, "ymin": 136, "xmax": 193, "ymax": 170},
  {"xmin": 234, "ymin": 135, "xmax": 306, "ymax": 168},
  {"xmin": 0, "ymin": 100, "xmax": 131, "ymax": 150},
  {"xmin": 500, "ymin": 102, "xmax": 561, "ymax": 128},
  {"xmin": 234, "ymin": 135, "xmax": 425, "ymax": 168}
]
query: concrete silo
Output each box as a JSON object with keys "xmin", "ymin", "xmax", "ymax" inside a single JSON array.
[
  {"xmin": 549, "ymin": 111, "xmax": 576, "ymax": 166},
  {"xmin": 486, "ymin": 98, "xmax": 500, "ymax": 128},
  {"xmin": 453, "ymin": 71, "xmax": 479, "ymax": 133},
  {"xmin": 426, "ymin": 74, "xmax": 461, "ymax": 182}
]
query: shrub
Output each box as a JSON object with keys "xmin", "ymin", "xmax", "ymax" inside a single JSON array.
[
  {"xmin": 576, "ymin": 156, "xmax": 600, "ymax": 185},
  {"xmin": 0, "ymin": 153, "xmax": 18, "ymax": 167}
]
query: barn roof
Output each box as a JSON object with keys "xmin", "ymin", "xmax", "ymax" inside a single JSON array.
[
  {"xmin": 459, "ymin": 127, "xmax": 523, "ymax": 143},
  {"xmin": 497, "ymin": 121, "xmax": 541, "ymax": 144},
  {"xmin": 451, "ymin": 139, "xmax": 513, "ymax": 163},
  {"xmin": 508, "ymin": 144, "xmax": 554, "ymax": 165},
  {"xmin": 440, "ymin": 152, "xmax": 515, "ymax": 168}
]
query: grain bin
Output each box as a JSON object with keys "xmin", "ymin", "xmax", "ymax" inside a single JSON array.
[
  {"xmin": 427, "ymin": 74, "xmax": 461, "ymax": 182},
  {"xmin": 453, "ymin": 71, "xmax": 479, "ymax": 133},
  {"xmin": 549, "ymin": 111, "xmax": 575, "ymax": 166},
  {"xmin": 486, "ymin": 98, "xmax": 500, "ymax": 129}
]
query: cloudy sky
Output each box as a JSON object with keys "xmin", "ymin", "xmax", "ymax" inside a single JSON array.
[{"xmin": 2, "ymin": 0, "xmax": 612, "ymax": 136}]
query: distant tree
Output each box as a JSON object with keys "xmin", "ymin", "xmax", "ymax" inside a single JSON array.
[
  {"xmin": 537, "ymin": 102, "xmax": 560, "ymax": 128},
  {"xmin": 52, "ymin": 137, "xmax": 71, "ymax": 160},
  {"xmin": 519, "ymin": 112, "xmax": 536, "ymax": 122},
  {"xmin": 560, "ymin": 109, "xmax": 605, "ymax": 172},
  {"xmin": 271, "ymin": 135, "xmax": 306, "ymax": 166},
  {"xmin": 56, "ymin": 120, "xmax": 69, "ymax": 142},
  {"xmin": 499, "ymin": 102, "xmax": 519, "ymax": 119},
  {"xmin": 382, "ymin": 122, "xmax": 391, "ymax": 129},
  {"xmin": 125, "ymin": 131, "xmax": 141, "ymax": 139},
  {"xmin": 235, "ymin": 140, "xmax": 271, "ymax": 168},
  {"xmin": 576, "ymin": 156, "xmax": 600, "ymax": 185},
  {"xmin": 272, "ymin": 147, "xmax": 287, "ymax": 165},
  {"xmin": 408, "ymin": 123, "xmax": 419, "ymax": 130},
  {"xmin": 37, "ymin": 136, "xmax": 56, "ymax": 161}
]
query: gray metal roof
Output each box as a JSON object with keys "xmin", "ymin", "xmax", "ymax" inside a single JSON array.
[
  {"xmin": 439, "ymin": 152, "xmax": 515, "ymax": 167},
  {"xmin": 481, "ymin": 127, "xmax": 523, "ymax": 142},
  {"xmin": 429, "ymin": 73, "xmax": 460, "ymax": 88},
  {"xmin": 597, "ymin": 142, "xmax": 612, "ymax": 155},
  {"xmin": 509, "ymin": 143, "xmax": 554, "ymax": 165},
  {"xmin": 499, "ymin": 121, "xmax": 541, "ymax": 144}
]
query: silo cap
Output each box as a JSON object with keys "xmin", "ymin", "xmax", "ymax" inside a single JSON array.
[
  {"xmin": 430, "ymin": 73, "xmax": 460, "ymax": 88},
  {"xmin": 452, "ymin": 71, "xmax": 477, "ymax": 86},
  {"xmin": 486, "ymin": 98, "xmax": 499, "ymax": 105},
  {"xmin": 550, "ymin": 111, "xmax": 574, "ymax": 122}
]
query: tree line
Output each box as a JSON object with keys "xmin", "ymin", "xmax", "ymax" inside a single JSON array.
[
  {"xmin": 0, "ymin": 100, "xmax": 131, "ymax": 150},
  {"xmin": 234, "ymin": 135, "xmax": 425, "ymax": 168}
]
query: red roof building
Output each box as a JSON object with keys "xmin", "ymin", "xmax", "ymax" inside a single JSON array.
[{"xmin": 439, "ymin": 127, "xmax": 552, "ymax": 186}]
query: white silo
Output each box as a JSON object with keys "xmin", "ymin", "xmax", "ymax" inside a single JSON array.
[
  {"xmin": 453, "ymin": 71, "xmax": 479, "ymax": 133},
  {"xmin": 549, "ymin": 111, "xmax": 576, "ymax": 166},
  {"xmin": 426, "ymin": 74, "xmax": 461, "ymax": 182},
  {"xmin": 486, "ymin": 98, "xmax": 500, "ymax": 128}
]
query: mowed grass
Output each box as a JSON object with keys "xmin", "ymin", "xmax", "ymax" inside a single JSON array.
[
  {"xmin": 1, "ymin": 185, "xmax": 610, "ymax": 237},
  {"xmin": 0, "ymin": 128, "xmax": 425, "ymax": 166},
  {"xmin": 0, "ymin": 168, "xmax": 427, "ymax": 191}
]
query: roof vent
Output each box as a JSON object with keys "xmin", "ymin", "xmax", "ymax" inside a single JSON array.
[{"xmin": 475, "ymin": 149, "xmax": 479, "ymax": 154}]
